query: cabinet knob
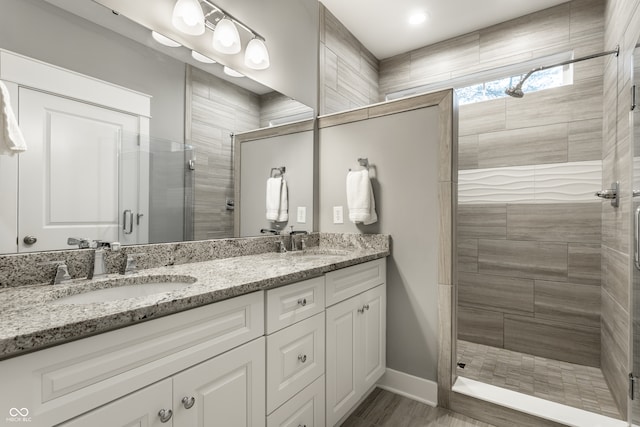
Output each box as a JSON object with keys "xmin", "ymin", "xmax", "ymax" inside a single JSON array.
[
  {"xmin": 297, "ymin": 298, "xmax": 307, "ymax": 306},
  {"xmin": 298, "ymin": 353, "xmax": 307, "ymax": 363},
  {"xmin": 23, "ymin": 235, "xmax": 37, "ymax": 245},
  {"xmin": 158, "ymin": 409, "xmax": 173, "ymax": 423},
  {"xmin": 358, "ymin": 304, "xmax": 370, "ymax": 314},
  {"xmin": 182, "ymin": 396, "xmax": 195, "ymax": 409}
]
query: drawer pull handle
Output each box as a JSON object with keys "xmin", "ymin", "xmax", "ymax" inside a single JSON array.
[
  {"xmin": 298, "ymin": 354, "xmax": 307, "ymax": 363},
  {"xmin": 297, "ymin": 298, "xmax": 307, "ymax": 306},
  {"xmin": 158, "ymin": 409, "xmax": 173, "ymax": 423},
  {"xmin": 182, "ymin": 396, "xmax": 196, "ymax": 409}
]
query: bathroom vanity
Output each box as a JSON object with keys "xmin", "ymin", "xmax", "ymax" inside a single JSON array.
[{"xmin": 0, "ymin": 235, "xmax": 388, "ymax": 427}]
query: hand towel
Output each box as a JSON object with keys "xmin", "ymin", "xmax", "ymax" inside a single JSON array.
[
  {"xmin": 266, "ymin": 177, "xmax": 288, "ymax": 222},
  {"xmin": 0, "ymin": 81, "xmax": 27, "ymax": 156},
  {"xmin": 347, "ymin": 169, "xmax": 377, "ymax": 225}
]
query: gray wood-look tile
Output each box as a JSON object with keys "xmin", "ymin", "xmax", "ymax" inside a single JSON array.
[
  {"xmin": 506, "ymin": 202, "xmax": 601, "ymax": 243},
  {"xmin": 457, "ymin": 340, "xmax": 621, "ymax": 420},
  {"xmin": 344, "ymin": 388, "xmax": 496, "ymax": 427},
  {"xmin": 568, "ymin": 118, "xmax": 603, "ymax": 161},
  {"xmin": 503, "ymin": 315, "xmax": 600, "ymax": 366},
  {"xmin": 459, "ymin": 99, "xmax": 506, "ymax": 136},
  {"xmin": 458, "ymin": 272, "xmax": 534, "ymax": 314},
  {"xmin": 457, "ymin": 239, "xmax": 478, "ymax": 273},
  {"xmin": 601, "ymin": 288, "xmax": 629, "ymax": 417},
  {"xmin": 478, "ymin": 239, "xmax": 568, "ymax": 281},
  {"xmin": 534, "ymin": 280, "xmax": 600, "ymax": 327},
  {"xmin": 410, "ymin": 32, "xmax": 480, "ymax": 82},
  {"xmin": 568, "ymin": 243, "xmax": 601, "ymax": 286},
  {"xmin": 458, "ymin": 306, "xmax": 503, "ymax": 348},
  {"xmin": 602, "ymin": 246, "xmax": 630, "ymax": 308},
  {"xmin": 458, "ymin": 135, "xmax": 478, "ymax": 170},
  {"xmin": 477, "ymin": 123, "xmax": 568, "ymax": 168},
  {"xmin": 457, "ymin": 205, "xmax": 507, "ymax": 239}
]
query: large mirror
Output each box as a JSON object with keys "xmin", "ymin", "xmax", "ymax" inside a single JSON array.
[{"xmin": 0, "ymin": 0, "xmax": 317, "ymax": 254}]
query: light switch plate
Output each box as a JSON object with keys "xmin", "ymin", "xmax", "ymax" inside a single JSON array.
[
  {"xmin": 333, "ymin": 206, "xmax": 344, "ymax": 224},
  {"xmin": 297, "ymin": 206, "xmax": 306, "ymax": 223}
]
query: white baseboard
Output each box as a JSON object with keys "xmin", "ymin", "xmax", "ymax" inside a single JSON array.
[{"xmin": 376, "ymin": 368, "xmax": 438, "ymax": 407}]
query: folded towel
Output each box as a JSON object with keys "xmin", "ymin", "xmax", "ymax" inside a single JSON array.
[
  {"xmin": 266, "ymin": 177, "xmax": 288, "ymax": 222},
  {"xmin": 347, "ymin": 169, "xmax": 377, "ymax": 225},
  {"xmin": 0, "ymin": 81, "xmax": 27, "ymax": 156}
]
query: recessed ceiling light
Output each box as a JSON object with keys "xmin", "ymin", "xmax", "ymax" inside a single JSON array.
[
  {"xmin": 408, "ymin": 12, "xmax": 428, "ymax": 26},
  {"xmin": 223, "ymin": 66, "xmax": 244, "ymax": 78},
  {"xmin": 151, "ymin": 31, "xmax": 181, "ymax": 47},
  {"xmin": 191, "ymin": 50, "xmax": 216, "ymax": 63}
]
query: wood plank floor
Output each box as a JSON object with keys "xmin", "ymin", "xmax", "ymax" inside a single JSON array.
[{"xmin": 341, "ymin": 388, "xmax": 495, "ymax": 427}]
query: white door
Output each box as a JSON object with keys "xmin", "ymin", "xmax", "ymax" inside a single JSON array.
[
  {"xmin": 360, "ymin": 285, "xmax": 386, "ymax": 391},
  {"xmin": 325, "ymin": 296, "xmax": 359, "ymax": 427},
  {"xmin": 18, "ymin": 88, "xmax": 141, "ymax": 252},
  {"xmin": 58, "ymin": 378, "xmax": 173, "ymax": 427},
  {"xmin": 173, "ymin": 338, "xmax": 266, "ymax": 427}
]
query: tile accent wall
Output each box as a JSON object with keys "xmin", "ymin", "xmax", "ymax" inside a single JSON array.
[
  {"xmin": 186, "ymin": 65, "xmax": 260, "ymax": 240},
  {"xmin": 319, "ymin": 4, "xmax": 380, "ymax": 115},
  {"xmin": 602, "ymin": 0, "xmax": 640, "ymax": 417}
]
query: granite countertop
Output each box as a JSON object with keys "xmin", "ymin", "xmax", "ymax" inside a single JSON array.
[{"xmin": 0, "ymin": 246, "xmax": 388, "ymax": 360}]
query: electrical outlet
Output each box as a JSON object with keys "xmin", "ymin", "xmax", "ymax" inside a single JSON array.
[
  {"xmin": 297, "ymin": 206, "xmax": 306, "ymax": 223},
  {"xmin": 333, "ymin": 206, "xmax": 344, "ymax": 224}
]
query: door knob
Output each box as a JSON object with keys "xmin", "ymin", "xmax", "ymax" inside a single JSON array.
[{"xmin": 23, "ymin": 236, "xmax": 37, "ymax": 245}]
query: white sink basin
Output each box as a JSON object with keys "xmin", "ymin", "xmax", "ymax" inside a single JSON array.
[{"xmin": 50, "ymin": 276, "xmax": 197, "ymax": 305}]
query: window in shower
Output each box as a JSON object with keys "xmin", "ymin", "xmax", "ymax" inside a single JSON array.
[{"xmin": 455, "ymin": 65, "xmax": 570, "ymax": 105}]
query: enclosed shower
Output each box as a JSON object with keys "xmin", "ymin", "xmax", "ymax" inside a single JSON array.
[{"xmin": 455, "ymin": 46, "xmax": 623, "ymax": 420}]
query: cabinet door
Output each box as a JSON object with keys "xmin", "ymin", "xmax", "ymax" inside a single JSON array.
[
  {"xmin": 360, "ymin": 284, "xmax": 386, "ymax": 391},
  {"xmin": 267, "ymin": 375, "xmax": 325, "ymax": 427},
  {"xmin": 59, "ymin": 379, "xmax": 172, "ymax": 427},
  {"xmin": 325, "ymin": 296, "xmax": 360, "ymax": 427},
  {"xmin": 173, "ymin": 338, "xmax": 265, "ymax": 427}
]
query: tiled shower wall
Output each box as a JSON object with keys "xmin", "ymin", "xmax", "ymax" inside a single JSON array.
[
  {"xmin": 379, "ymin": 0, "xmax": 606, "ymax": 366},
  {"xmin": 319, "ymin": 3, "xmax": 380, "ymax": 115}
]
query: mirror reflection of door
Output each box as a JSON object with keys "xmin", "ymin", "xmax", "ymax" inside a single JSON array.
[
  {"xmin": 17, "ymin": 88, "xmax": 141, "ymax": 252},
  {"xmin": 633, "ymin": 43, "xmax": 640, "ymax": 424}
]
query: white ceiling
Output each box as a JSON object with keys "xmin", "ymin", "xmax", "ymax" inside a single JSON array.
[{"xmin": 320, "ymin": 0, "xmax": 571, "ymax": 59}]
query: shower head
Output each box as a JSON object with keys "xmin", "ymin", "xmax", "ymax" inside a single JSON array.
[{"xmin": 505, "ymin": 86, "xmax": 524, "ymax": 98}]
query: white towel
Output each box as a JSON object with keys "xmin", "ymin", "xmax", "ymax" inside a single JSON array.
[
  {"xmin": 0, "ymin": 81, "xmax": 27, "ymax": 156},
  {"xmin": 347, "ymin": 169, "xmax": 377, "ymax": 225},
  {"xmin": 266, "ymin": 177, "xmax": 288, "ymax": 222}
]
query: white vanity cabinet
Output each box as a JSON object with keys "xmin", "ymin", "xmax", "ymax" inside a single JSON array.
[
  {"xmin": 325, "ymin": 259, "xmax": 387, "ymax": 427},
  {"xmin": 0, "ymin": 291, "xmax": 264, "ymax": 427}
]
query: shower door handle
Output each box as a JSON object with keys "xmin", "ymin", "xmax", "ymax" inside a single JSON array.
[
  {"xmin": 635, "ymin": 206, "xmax": 640, "ymax": 270},
  {"xmin": 123, "ymin": 209, "xmax": 134, "ymax": 235}
]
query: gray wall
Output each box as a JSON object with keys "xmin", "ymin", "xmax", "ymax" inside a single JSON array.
[
  {"xmin": 319, "ymin": 107, "xmax": 441, "ymax": 381},
  {"xmin": 240, "ymin": 131, "xmax": 314, "ymax": 237}
]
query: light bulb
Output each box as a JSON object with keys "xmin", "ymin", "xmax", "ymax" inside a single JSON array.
[
  {"xmin": 223, "ymin": 66, "xmax": 244, "ymax": 77},
  {"xmin": 151, "ymin": 31, "xmax": 181, "ymax": 47},
  {"xmin": 213, "ymin": 18, "xmax": 241, "ymax": 54},
  {"xmin": 408, "ymin": 12, "xmax": 428, "ymax": 25},
  {"xmin": 191, "ymin": 51, "xmax": 216, "ymax": 64},
  {"xmin": 172, "ymin": 0, "xmax": 205, "ymax": 36},
  {"xmin": 244, "ymin": 38, "xmax": 270, "ymax": 70}
]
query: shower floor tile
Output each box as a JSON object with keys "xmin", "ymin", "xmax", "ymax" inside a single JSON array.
[{"xmin": 457, "ymin": 340, "xmax": 622, "ymax": 420}]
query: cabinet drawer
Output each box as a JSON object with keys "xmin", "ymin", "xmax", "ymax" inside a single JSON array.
[
  {"xmin": 0, "ymin": 291, "xmax": 264, "ymax": 426},
  {"xmin": 266, "ymin": 276, "xmax": 325, "ymax": 334},
  {"xmin": 325, "ymin": 258, "xmax": 385, "ymax": 306},
  {"xmin": 267, "ymin": 375, "xmax": 325, "ymax": 427},
  {"xmin": 266, "ymin": 313, "xmax": 325, "ymax": 414}
]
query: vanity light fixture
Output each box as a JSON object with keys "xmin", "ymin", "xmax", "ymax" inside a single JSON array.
[
  {"xmin": 212, "ymin": 17, "xmax": 242, "ymax": 54},
  {"xmin": 223, "ymin": 66, "xmax": 244, "ymax": 77},
  {"xmin": 191, "ymin": 50, "xmax": 216, "ymax": 63},
  {"xmin": 244, "ymin": 37, "xmax": 270, "ymax": 70},
  {"xmin": 170, "ymin": 0, "xmax": 271, "ymax": 70},
  {"xmin": 171, "ymin": 0, "xmax": 206, "ymax": 35},
  {"xmin": 151, "ymin": 31, "xmax": 182, "ymax": 47}
]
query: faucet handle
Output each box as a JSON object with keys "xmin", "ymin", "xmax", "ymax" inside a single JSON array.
[
  {"xmin": 67, "ymin": 237, "xmax": 91, "ymax": 249},
  {"xmin": 124, "ymin": 253, "xmax": 146, "ymax": 274}
]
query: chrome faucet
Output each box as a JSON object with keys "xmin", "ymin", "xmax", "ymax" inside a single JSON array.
[
  {"xmin": 53, "ymin": 263, "xmax": 71, "ymax": 285},
  {"xmin": 124, "ymin": 253, "xmax": 145, "ymax": 275},
  {"xmin": 289, "ymin": 230, "xmax": 309, "ymax": 251},
  {"xmin": 90, "ymin": 240, "xmax": 119, "ymax": 279}
]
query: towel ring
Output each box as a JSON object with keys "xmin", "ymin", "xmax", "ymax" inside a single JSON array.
[
  {"xmin": 270, "ymin": 166, "xmax": 286, "ymax": 178},
  {"xmin": 349, "ymin": 158, "xmax": 369, "ymax": 172}
]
